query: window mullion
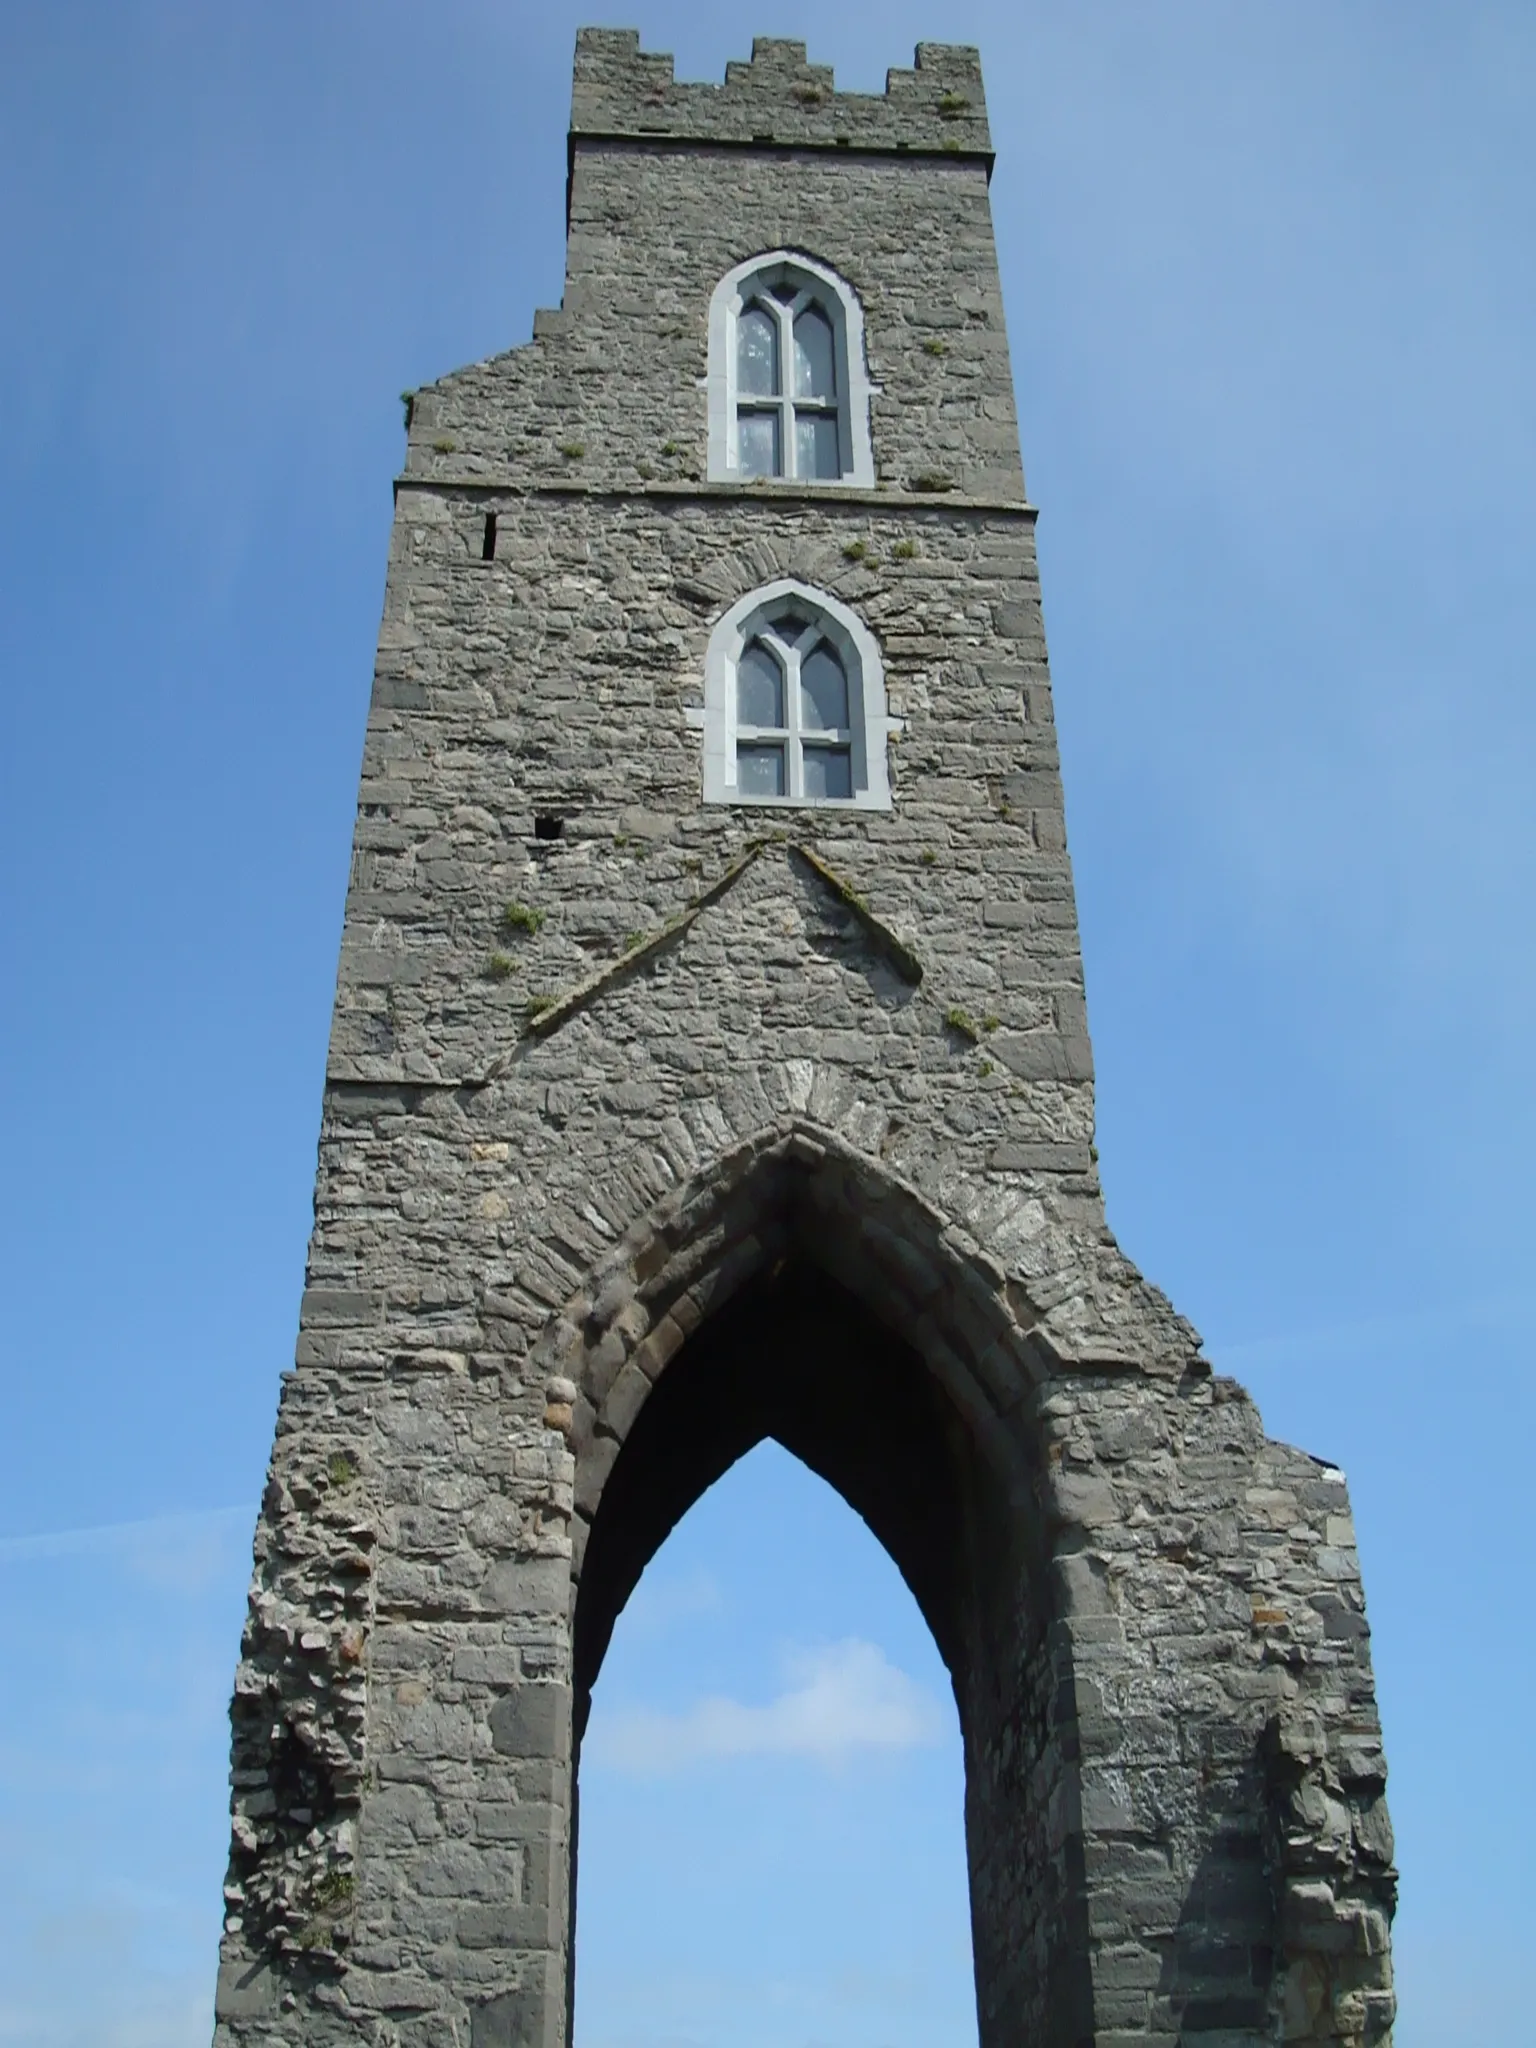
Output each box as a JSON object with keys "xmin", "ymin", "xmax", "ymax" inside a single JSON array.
[
  {"xmin": 773, "ymin": 302, "xmax": 792, "ymax": 479},
  {"xmin": 727, "ymin": 293, "xmax": 740, "ymax": 473},
  {"xmin": 786, "ymin": 648, "xmax": 804, "ymax": 800}
]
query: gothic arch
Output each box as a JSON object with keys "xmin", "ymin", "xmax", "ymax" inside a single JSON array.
[
  {"xmin": 533, "ymin": 1121, "xmax": 1095, "ymax": 2048},
  {"xmin": 705, "ymin": 249, "xmax": 877, "ymax": 486},
  {"xmin": 700, "ymin": 579, "xmax": 897, "ymax": 807}
]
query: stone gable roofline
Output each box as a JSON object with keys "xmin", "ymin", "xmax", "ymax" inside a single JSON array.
[{"xmin": 571, "ymin": 28, "xmax": 993, "ymax": 161}]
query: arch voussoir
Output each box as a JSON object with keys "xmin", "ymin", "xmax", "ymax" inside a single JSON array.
[{"xmin": 537, "ymin": 1122, "xmax": 1054, "ymax": 1565}]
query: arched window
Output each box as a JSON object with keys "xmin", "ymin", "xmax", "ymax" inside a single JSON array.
[
  {"xmin": 707, "ymin": 253, "xmax": 876, "ymax": 488},
  {"xmin": 700, "ymin": 580, "xmax": 895, "ymax": 810}
]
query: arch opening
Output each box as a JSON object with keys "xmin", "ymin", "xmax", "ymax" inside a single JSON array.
[
  {"xmin": 574, "ymin": 1440, "xmax": 976, "ymax": 2048},
  {"xmin": 556, "ymin": 1138, "xmax": 1095, "ymax": 2048},
  {"xmin": 575, "ymin": 1258, "xmax": 997, "ymax": 1728}
]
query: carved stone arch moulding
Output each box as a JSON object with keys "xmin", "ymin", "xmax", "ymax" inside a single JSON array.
[
  {"xmin": 531, "ymin": 1117, "xmax": 1055, "ymax": 1532},
  {"xmin": 673, "ymin": 530, "xmax": 887, "ymax": 614}
]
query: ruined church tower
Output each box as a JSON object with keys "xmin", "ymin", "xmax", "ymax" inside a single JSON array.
[{"xmin": 213, "ymin": 33, "xmax": 1397, "ymax": 2048}]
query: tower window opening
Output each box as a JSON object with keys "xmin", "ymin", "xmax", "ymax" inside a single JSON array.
[
  {"xmin": 481, "ymin": 512, "xmax": 498, "ymax": 561},
  {"xmin": 702, "ymin": 579, "xmax": 893, "ymax": 811},
  {"xmin": 707, "ymin": 252, "xmax": 876, "ymax": 489}
]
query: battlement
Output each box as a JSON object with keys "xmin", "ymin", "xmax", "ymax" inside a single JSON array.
[{"xmin": 571, "ymin": 29, "xmax": 991, "ymax": 159}]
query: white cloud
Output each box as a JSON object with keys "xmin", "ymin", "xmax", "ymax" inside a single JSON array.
[{"xmin": 586, "ymin": 1639, "xmax": 944, "ymax": 1776}]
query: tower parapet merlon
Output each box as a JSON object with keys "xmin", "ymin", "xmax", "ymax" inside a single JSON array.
[{"xmin": 571, "ymin": 29, "xmax": 992, "ymax": 158}]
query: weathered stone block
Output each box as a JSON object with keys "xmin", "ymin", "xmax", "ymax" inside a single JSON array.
[{"xmin": 488, "ymin": 1684, "xmax": 572, "ymax": 1763}]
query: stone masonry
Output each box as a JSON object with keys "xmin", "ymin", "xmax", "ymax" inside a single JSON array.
[{"xmin": 211, "ymin": 31, "xmax": 1397, "ymax": 2048}]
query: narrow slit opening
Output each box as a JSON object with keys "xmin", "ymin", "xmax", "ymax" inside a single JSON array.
[{"xmin": 481, "ymin": 512, "xmax": 498, "ymax": 561}]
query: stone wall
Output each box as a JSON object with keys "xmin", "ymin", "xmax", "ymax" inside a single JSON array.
[
  {"xmin": 569, "ymin": 29, "xmax": 994, "ymax": 158},
  {"xmin": 212, "ymin": 31, "xmax": 1395, "ymax": 2048},
  {"xmin": 403, "ymin": 46, "xmax": 1018, "ymax": 502}
]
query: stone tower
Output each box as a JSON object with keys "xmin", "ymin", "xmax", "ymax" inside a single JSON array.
[{"xmin": 212, "ymin": 31, "xmax": 1396, "ymax": 2048}]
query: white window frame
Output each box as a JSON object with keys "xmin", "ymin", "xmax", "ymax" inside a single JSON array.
[
  {"xmin": 706, "ymin": 252, "xmax": 876, "ymax": 489},
  {"xmin": 700, "ymin": 580, "xmax": 895, "ymax": 810}
]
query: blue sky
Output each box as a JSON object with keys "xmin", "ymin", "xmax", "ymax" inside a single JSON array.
[{"xmin": 1, "ymin": 4, "xmax": 1532, "ymax": 2044}]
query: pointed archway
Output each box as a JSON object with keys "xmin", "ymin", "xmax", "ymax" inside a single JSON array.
[{"xmin": 539, "ymin": 1125, "xmax": 1095, "ymax": 2048}]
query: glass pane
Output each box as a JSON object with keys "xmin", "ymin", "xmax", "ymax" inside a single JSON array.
[
  {"xmin": 737, "ymin": 744, "xmax": 785, "ymax": 797},
  {"xmin": 800, "ymin": 643, "xmax": 849, "ymax": 730},
  {"xmin": 738, "ymin": 408, "xmax": 781, "ymax": 478},
  {"xmin": 793, "ymin": 306, "xmax": 837, "ymax": 398},
  {"xmin": 774, "ymin": 611, "xmax": 812, "ymax": 647},
  {"xmin": 736, "ymin": 641, "xmax": 784, "ymax": 728},
  {"xmin": 770, "ymin": 279, "xmax": 801, "ymax": 305},
  {"xmin": 803, "ymin": 746, "xmax": 853, "ymax": 800},
  {"xmin": 737, "ymin": 304, "xmax": 779, "ymax": 397},
  {"xmin": 795, "ymin": 410, "xmax": 841, "ymax": 480}
]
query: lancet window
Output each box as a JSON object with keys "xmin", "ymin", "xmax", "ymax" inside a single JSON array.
[
  {"xmin": 707, "ymin": 254, "xmax": 876, "ymax": 488},
  {"xmin": 699, "ymin": 580, "xmax": 894, "ymax": 809}
]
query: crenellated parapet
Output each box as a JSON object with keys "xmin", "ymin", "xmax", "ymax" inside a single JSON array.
[{"xmin": 571, "ymin": 29, "xmax": 992, "ymax": 160}]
